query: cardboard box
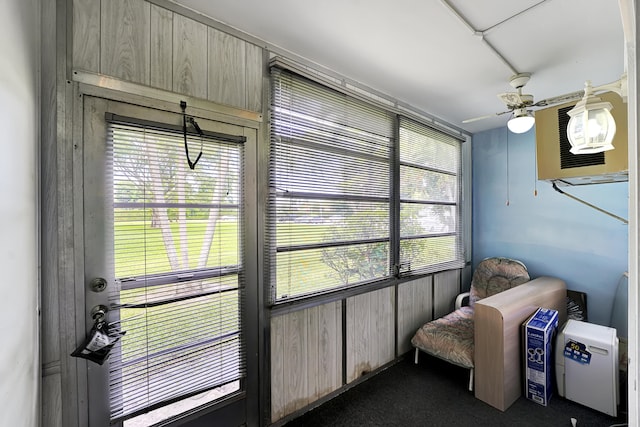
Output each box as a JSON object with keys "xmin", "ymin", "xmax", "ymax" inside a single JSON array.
[{"xmin": 525, "ymin": 307, "xmax": 559, "ymax": 406}]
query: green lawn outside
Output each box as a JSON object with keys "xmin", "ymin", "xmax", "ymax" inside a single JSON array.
[
  {"xmin": 114, "ymin": 219, "xmax": 456, "ymax": 299},
  {"xmin": 114, "ymin": 219, "xmax": 239, "ymax": 278}
]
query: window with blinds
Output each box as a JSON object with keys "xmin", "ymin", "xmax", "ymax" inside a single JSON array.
[
  {"xmin": 269, "ymin": 68, "xmax": 394, "ymax": 301},
  {"xmin": 269, "ymin": 68, "xmax": 464, "ymax": 303},
  {"xmin": 105, "ymin": 117, "xmax": 245, "ymax": 423},
  {"xmin": 398, "ymin": 117, "xmax": 463, "ymax": 274}
]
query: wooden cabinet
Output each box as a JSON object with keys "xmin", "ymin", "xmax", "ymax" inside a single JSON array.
[{"xmin": 474, "ymin": 276, "xmax": 567, "ymax": 411}]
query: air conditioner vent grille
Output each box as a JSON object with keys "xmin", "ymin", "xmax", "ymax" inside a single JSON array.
[{"xmin": 558, "ymin": 105, "xmax": 604, "ymax": 169}]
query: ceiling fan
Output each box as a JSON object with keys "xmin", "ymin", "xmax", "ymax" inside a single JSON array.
[{"xmin": 463, "ymin": 73, "xmax": 584, "ymax": 133}]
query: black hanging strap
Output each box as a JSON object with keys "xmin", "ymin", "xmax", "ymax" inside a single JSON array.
[{"xmin": 180, "ymin": 101, "xmax": 204, "ymax": 170}]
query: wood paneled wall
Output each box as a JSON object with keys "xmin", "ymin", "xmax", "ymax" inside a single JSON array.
[
  {"xmin": 72, "ymin": 0, "xmax": 263, "ymax": 112},
  {"xmin": 270, "ymin": 270, "xmax": 460, "ymax": 423},
  {"xmin": 397, "ymin": 276, "xmax": 433, "ymax": 355},
  {"xmin": 41, "ymin": 0, "xmax": 63, "ymax": 425},
  {"xmin": 345, "ymin": 287, "xmax": 395, "ymax": 383},
  {"xmin": 270, "ymin": 302, "xmax": 342, "ymax": 423},
  {"xmin": 434, "ymin": 269, "xmax": 461, "ymax": 318}
]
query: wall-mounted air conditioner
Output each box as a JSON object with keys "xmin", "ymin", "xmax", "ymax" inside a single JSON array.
[{"xmin": 535, "ymin": 92, "xmax": 628, "ymax": 186}]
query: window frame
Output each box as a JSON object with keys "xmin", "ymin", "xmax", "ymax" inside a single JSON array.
[{"xmin": 268, "ymin": 63, "xmax": 467, "ymax": 308}]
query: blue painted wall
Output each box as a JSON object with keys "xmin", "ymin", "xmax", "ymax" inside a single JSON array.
[{"xmin": 472, "ymin": 127, "xmax": 628, "ymax": 326}]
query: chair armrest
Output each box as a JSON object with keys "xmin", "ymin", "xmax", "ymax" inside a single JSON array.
[{"xmin": 455, "ymin": 292, "xmax": 470, "ymax": 310}]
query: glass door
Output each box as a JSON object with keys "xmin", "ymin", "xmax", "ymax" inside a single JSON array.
[{"xmin": 81, "ymin": 95, "xmax": 256, "ymax": 426}]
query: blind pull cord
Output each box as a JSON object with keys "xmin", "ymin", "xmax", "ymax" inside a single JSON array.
[{"xmin": 180, "ymin": 101, "xmax": 204, "ymax": 170}]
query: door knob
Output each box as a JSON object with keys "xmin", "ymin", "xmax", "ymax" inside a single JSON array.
[{"xmin": 90, "ymin": 304, "xmax": 109, "ymax": 322}]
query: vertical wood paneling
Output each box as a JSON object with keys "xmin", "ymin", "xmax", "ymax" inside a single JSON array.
[
  {"xmin": 397, "ymin": 283, "xmax": 411, "ymax": 354},
  {"xmin": 41, "ymin": 260, "xmax": 60, "ymax": 363},
  {"xmin": 370, "ymin": 291, "xmax": 382, "ymax": 369},
  {"xmin": 316, "ymin": 301, "xmax": 342, "ymax": 396},
  {"xmin": 346, "ymin": 292, "xmax": 369, "ymax": 383},
  {"xmin": 73, "ymin": 0, "xmax": 101, "ymax": 72},
  {"xmin": 60, "ymin": 82, "xmax": 85, "ymax": 427},
  {"xmin": 270, "ymin": 314, "xmax": 286, "ymax": 423},
  {"xmin": 397, "ymin": 276, "xmax": 433, "ymax": 355},
  {"xmin": 42, "ymin": 372, "xmax": 62, "ymax": 427},
  {"xmin": 245, "ymin": 43, "xmax": 263, "ymax": 112},
  {"xmin": 283, "ymin": 310, "xmax": 308, "ymax": 415},
  {"xmin": 173, "ymin": 14, "xmax": 208, "ymax": 98},
  {"xmin": 208, "ymin": 27, "xmax": 246, "ymax": 109},
  {"xmin": 434, "ymin": 269, "xmax": 461, "ymax": 318},
  {"xmin": 150, "ymin": 5, "xmax": 173, "ymax": 91},
  {"xmin": 42, "ymin": 0, "xmax": 61, "ymax": 366},
  {"xmin": 412, "ymin": 277, "xmax": 434, "ymax": 338},
  {"xmin": 270, "ymin": 302, "xmax": 342, "ymax": 423},
  {"xmin": 373, "ymin": 287, "xmax": 394, "ymax": 367},
  {"xmin": 306, "ymin": 306, "xmax": 319, "ymax": 402},
  {"xmin": 73, "ymin": 2, "xmax": 265, "ymax": 111},
  {"xmin": 100, "ymin": 0, "xmax": 150, "ymax": 84},
  {"xmin": 42, "ymin": 0, "xmax": 63, "ymax": 401},
  {"xmin": 386, "ymin": 288, "xmax": 396, "ymax": 362},
  {"xmin": 346, "ymin": 288, "xmax": 394, "ymax": 383}
]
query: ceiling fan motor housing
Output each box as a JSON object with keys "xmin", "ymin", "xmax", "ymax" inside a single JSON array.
[{"xmin": 510, "ymin": 73, "xmax": 531, "ymax": 89}]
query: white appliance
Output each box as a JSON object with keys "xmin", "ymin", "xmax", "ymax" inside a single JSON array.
[{"xmin": 555, "ymin": 320, "xmax": 619, "ymax": 416}]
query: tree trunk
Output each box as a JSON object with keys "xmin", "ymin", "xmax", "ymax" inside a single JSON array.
[
  {"xmin": 177, "ymin": 161, "xmax": 189, "ymax": 270},
  {"xmin": 197, "ymin": 180, "xmax": 222, "ymax": 268},
  {"xmin": 148, "ymin": 156, "xmax": 180, "ymax": 271}
]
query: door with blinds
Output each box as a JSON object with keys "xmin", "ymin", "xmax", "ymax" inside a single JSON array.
[{"xmin": 81, "ymin": 95, "xmax": 257, "ymax": 427}]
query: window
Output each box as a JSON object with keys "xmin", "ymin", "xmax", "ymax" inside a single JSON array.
[
  {"xmin": 105, "ymin": 117, "xmax": 246, "ymax": 423},
  {"xmin": 398, "ymin": 118, "xmax": 463, "ymax": 274},
  {"xmin": 269, "ymin": 67, "xmax": 464, "ymax": 303},
  {"xmin": 269, "ymin": 69, "xmax": 394, "ymax": 301}
]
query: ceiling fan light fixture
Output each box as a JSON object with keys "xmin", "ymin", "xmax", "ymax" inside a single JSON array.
[
  {"xmin": 566, "ymin": 81, "xmax": 616, "ymax": 154},
  {"xmin": 507, "ymin": 108, "xmax": 535, "ymax": 134}
]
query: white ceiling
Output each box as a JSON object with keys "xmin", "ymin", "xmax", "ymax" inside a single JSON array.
[{"xmin": 172, "ymin": 0, "xmax": 625, "ymax": 134}]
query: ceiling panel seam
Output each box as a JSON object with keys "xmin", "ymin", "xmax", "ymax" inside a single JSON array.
[
  {"xmin": 478, "ymin": 0, "xmax": 549, "ymax": 33},
  {"xmin": 439, "ymin": 0, "xmax": 550, "ymax": 76}
]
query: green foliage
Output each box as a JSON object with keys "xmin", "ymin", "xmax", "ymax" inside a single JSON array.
[{"xmin": 321, "ymin": 240, "xmax": 389, "ymax": 286}]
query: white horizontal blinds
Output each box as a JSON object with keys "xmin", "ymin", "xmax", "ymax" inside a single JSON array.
[
  {"xmin": 106, "ymin": 121, "xmax": 245, "ymax": 422},
  {"xmin": 398, "ymin": 117, "xmax": 464, "ymax": 274},
  {"xmin": 270, "ymin": 68, "xmax": 394, "ymax": 301}
]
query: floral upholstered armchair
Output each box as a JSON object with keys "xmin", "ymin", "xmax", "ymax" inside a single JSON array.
[{"xmin": 411, "ymin": 257, "xmax": 530, "ymax": 391}]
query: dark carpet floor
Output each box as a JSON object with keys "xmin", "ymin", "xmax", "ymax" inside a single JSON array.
[{"xmin": 284, "ymin": 354, "xmax": 628, "ymax": 427}]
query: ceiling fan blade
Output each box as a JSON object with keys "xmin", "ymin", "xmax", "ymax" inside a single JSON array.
[
  {"xmin": 533, "ymin": 90, "xmax": 585, "ymax": 108},
  {"xmin": 462, "ymin": 110, "xmax": 512, "ymax": 124}
]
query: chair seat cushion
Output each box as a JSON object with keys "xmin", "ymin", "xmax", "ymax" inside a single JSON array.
[{"xmin": 411, "ymin": 306, "xmax": 474, "ymax": 369}]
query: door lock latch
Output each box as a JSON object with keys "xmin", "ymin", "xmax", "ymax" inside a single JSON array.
[{"xmin": 90, "ymin": 277, "xmax": 108, "ymax": 292}]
